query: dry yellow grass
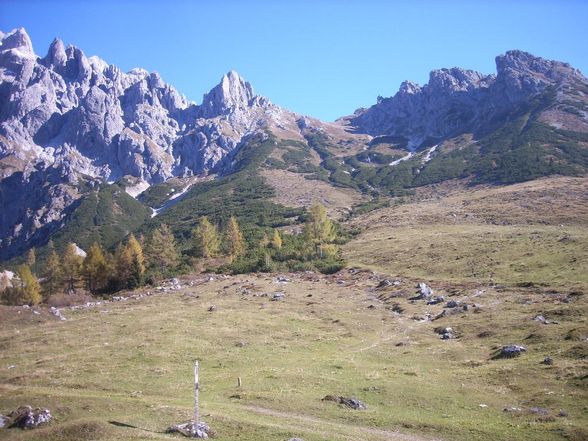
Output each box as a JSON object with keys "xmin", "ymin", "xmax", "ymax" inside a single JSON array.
[{"xmin": 261, "ymin": 169, "xmax": 365, "ymax": 219}]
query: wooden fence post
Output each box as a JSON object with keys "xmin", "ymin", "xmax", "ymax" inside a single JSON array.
[{"xmin": 194, "ymin": 360, "xmax": 199, "ymax": 430}]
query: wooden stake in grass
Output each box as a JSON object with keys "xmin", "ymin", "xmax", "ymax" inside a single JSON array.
[{"xmin": 194, "ymin": 360, "xmax": 199, "ymax": 430}]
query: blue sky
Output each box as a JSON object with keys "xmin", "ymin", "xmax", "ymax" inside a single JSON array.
[{"xmin": 1, "ymin": 0, "xmax": 587, "ymax": 121}]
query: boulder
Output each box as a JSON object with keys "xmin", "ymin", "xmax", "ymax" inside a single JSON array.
[
  {"xmin": 414, "ymin": 282, "xmax": 433, "ymax": 300},
  {"xmin": 167, "ymin": 421, "xmax": 212, "ymax": 438},
  {"xmin": 6, "ymin": 406, "xmax": 52, "ymax": 429},
  {"xmin": 426, "ymin": 296, "xmax": 445, "ymax": 305},
  {"xmin": 435, "ymin": 327, "xmax": 455, "ymax": 340},
  {"xmin": 446, "ymin": 300, "xmax": 459, "ymax": 308},
  {"xmin": 493, "ymin": 345, "xmax": 527, "ymax": 359},
  {"xmin": 322, "ymin": 395, "xmax": 367, "ymax": 410}
]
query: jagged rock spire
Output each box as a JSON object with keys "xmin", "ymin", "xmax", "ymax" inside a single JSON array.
[{"xmin": 199, "ymin": 70, "xmax": 255, "ymax": 118}]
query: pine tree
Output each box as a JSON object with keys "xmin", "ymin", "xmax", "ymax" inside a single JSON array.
[
  {"xmin": 83, "ymin": 242, "xmax": 108, "ymax": 293},
  {"xmin": 224, "ymin": 216, "xmax": 245, "ymax": 262},
  {"xmin": 26, "ymin": 248, "xmax": 36, "ymax": 267},
  {"xmin": 304, "ymin": 203, "xmax": 337, "ymax": 257},
  {"xmin": 271, "ymin": 229, "xmax": 282, "ymax": 250},
  {"xmin": 43, "ymin": 248, "xmax": 62, "ymax": 298},
  {"xmin": 193, "ymin": 217, "xmax": 220, "ymax": 258},
  {"xmin": 147, "ymin": 224, "xmax": 179, "ymax": 274},
  {"xmin": 16, "ymin": 264, "xmax": 41, "ymax": 305},
  {"xmin": 62, "ymin": 243, "xmax": 83, "ymax": 294}
]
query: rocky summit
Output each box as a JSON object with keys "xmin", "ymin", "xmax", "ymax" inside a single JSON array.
[{"xmin": 0, "ymin": 27, "xmax": 587, "ymax": 260}]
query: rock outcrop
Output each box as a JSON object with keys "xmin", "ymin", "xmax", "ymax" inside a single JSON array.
[{"xmin": 345, "ymin": 50, "xmax": 587, "ymax": 148}]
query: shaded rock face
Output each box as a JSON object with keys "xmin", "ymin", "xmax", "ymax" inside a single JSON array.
[{"xmin": 347, "ymin": 50, "xmax": 587, "ymax": 148}]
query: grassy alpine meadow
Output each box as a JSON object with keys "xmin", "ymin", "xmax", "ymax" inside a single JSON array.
[{"xmin": 0, "ymin": 269, "xmax": 586, "ymax": 441}]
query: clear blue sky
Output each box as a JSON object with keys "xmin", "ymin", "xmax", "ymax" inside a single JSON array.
[{"xmin": 1, "ymin": 0, "xmax": 587, "ymax": 121}]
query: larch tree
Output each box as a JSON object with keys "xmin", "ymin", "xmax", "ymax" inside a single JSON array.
[
  {"xmin": 17, "ymin": 264, "xmax": 41, "ymax": 305},
  {"xmin": 147, "ymin": 224, "xmax": 179, "ymax": 274},
  {"xmin": 271, "ymin": 229, "xmax": 282, "ymax": 250},
  {"xmin": 224, "ymin": 216, "xmax": 245, "ymax": 262},
  {"xmin": 43, "ymin": 248, "xmax": 63, "ymax": 298},
  {"xmin": 125, "ymin": 234, "xmax": 145, "ymax": 289},
  {"xmin": 193, "ymin": 217, "xmax": 220, "ymax": 258},
  {"xmin": 62, "ymin": 243, "xmax": 84, "ymax": 294},
  {"xmin": 304, "ymin": 203, "xmax": 337, "ymax": 257},
  {"xmin": 83, "ymin": 242, "xmax": 108, "ymax": 293},
  {"xmin": 26, "ymin": 248, "xmax": 36, "ymax": 267}
]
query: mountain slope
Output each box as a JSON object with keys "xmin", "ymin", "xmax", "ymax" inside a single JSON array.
[{"xmin": 1, "ymin": 27, "xmax": 587, "ymax": 262}]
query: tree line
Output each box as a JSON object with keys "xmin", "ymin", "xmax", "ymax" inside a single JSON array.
[{"xmin": 0, "ymin": 203, "xmax": 341, "ymax": 306}]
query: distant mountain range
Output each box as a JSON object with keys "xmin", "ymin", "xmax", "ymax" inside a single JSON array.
[{"xmin": 1, "ymin": 27, "xmax": 587, "ymax": 261}]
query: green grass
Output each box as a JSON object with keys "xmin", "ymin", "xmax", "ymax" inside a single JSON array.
[{"xmin": 0, "ymin": 271, "xmax": 586, "ymax": 441}]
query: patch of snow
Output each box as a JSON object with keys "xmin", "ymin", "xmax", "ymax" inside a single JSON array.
[
  {"xmin": 389, "ymin": 151, "xmax": 414, "ymax": 166},
  {"xmin": 151, "ymin": 183, "xmax": 194, "ymax": 217},
  {"xmin": 422, "ymin": 144, "xmax": 439, "ymax": 164}
]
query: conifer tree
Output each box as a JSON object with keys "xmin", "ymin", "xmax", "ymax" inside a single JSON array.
[
  {"xmin": 83, "ymin": 242, "xmax": 108, "ymax": 293},
  {"xmin": 62, "ymin": 243, "xmax": 83, "ymax": 294},
  {"xmin": 26, "ymin": 248, "xmax": 36, "ymax": 267},
  {"xmin": 271, "ymin": 229, "xmax": 282, "ymax": 250},
  {"xmin": 116, "ymin": 233, "xmax": 145, "ymax": 289},
  {"xmin": 304, "ymin": 203, "xmax": 337, "ymax": 257},
  {"xmin": 147, "ymin": 224, "xmax": 179, "ymax": 274},
  {"xmin": 224, "ymin": 216, "xmax": 245, "ymax": 262},
  {"xmin": 43, "ymin": 248, "xmax": 62, "ymax": 297},
  {"xmin": 16, "ymin": 264, "xmax": 41, "ymax": 305},
  {"xmin": 193, "ymin": 217, "xmax": 220, "ymax": 258}
]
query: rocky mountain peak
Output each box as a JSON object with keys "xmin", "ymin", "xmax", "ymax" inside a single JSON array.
[
  {"xmin": 428, "ymin": 67, "xmax": 491, "ymax": 93},
  {"xmin": 496, "ymin": 49, "xmax": 583, "ymax": 82},
  {"xmin": 0, "ymin": 28, "xmax": 34, "ymax": 56},
  {"xmin": 199, "ymin": 70, "xmax": 257, "ymax": 118},
  {"xmin": 42, "ymin": 38, "xmax": 67, "ymax": 69}
]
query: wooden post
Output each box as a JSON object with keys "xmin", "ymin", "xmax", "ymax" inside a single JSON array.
[{"xmin": 194, "ymin": 360, "xmax": 199, "ymax": 430}]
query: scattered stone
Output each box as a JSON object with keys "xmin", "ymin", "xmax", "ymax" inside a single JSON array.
[
  {"xmin": 446, "ymin": 300, "xmax": 459, "ymax": 308},
  {"xmin": 5, "ymin": 406, "xmax": 52, "ymax": 429},
  {"xmin": 271, "ymin": 292, "xmax": 285, "ymax": 301},
  {"xmin": 414, "ymin": 282, "xmax": 433, "ymax": 300},
  {"xmin": 435, "ymin": 327, "xmax": 455, "ymax": 340},
  {"xmin": 49, "ymin": 307, "xmax": 66, "ymax": 321},
  {"xmin": 235, "ymin": 341, "xmax": 247, "ymax": 347},
  {"xmin": 479, "ymin": 404, "xmax": 488, "ymax": 408},
  {"xmin": 167, "ymin": 421, "xmax": 213, "ymax": 438},
  {"xmin": 503, "ymin": 406, "xmax": 522, "ymax": 413},
  {"xmin": 426, "ymin": 296, "xmax": 445, "ymax": 305},
  {"xmin": 0, "ymin": 415, "xmax": 6, "ymax": 428},
  {"xmin": 542, "ymin": 356, "xmax": 554, "ymax": 365},
  {"xmin": 207, "ymin": 306, "xmax": 216, "ymax": 312},
  {"xmin": 276, "ymin": 275, "xmax": 290, "ymax": 283},
  {"xmin": 492, "ymin": 345, "xmax": 527, "ymax": 359},
  {"xmin": 391, "ymin": 303, "xmax": 404, "ymax": 314},
  {"xmin": 376, "ymin": 279, "xmax": 393, "ymax": 289},
  {"xmin": 533, "ymin": 315, "xmax": 550, "ymax": 324},
  {"xmin": 367, "ymin": 304, "xmax": 376, "ymax": 309},
  {"xmin": 287, "ymin": 438, "xmax": 304, "ymax": 441},
  {"xmin": 322, "ymin": 395, "xmax": 367, "ymax": 410},
  {"xmin": 529, "ymin": 407, "xmax": 549, "ymax": 416},
  {"xmin": 557, "ymin": 410, "xmax": 568, "ymax": 417}
]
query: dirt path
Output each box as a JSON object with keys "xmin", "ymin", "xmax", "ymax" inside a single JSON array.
[{"xmin": 244, "ymin": 404, "xmax": 443, "ymax": 441}]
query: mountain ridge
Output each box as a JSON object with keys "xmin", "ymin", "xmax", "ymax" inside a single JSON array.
[{"xmin": 1, "ymin": 27, "xmax": 587, "ymax": 261}]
